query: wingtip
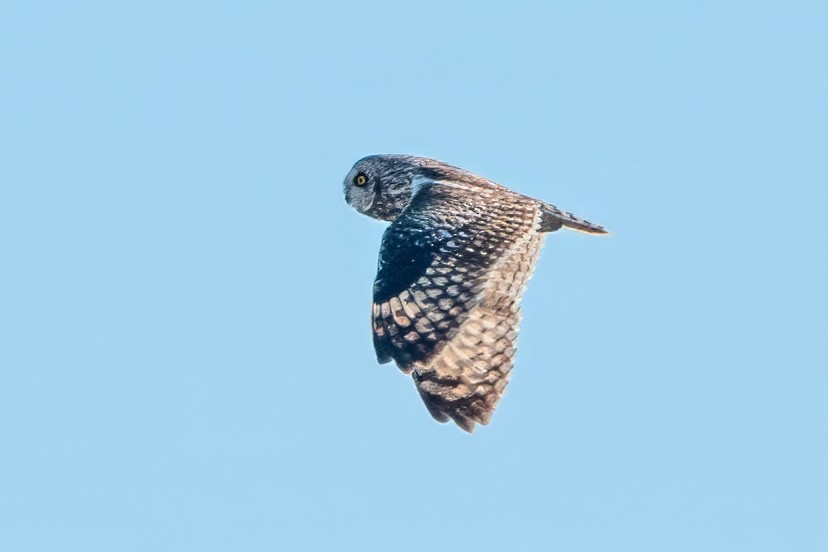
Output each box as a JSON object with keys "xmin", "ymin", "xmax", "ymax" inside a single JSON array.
[
  {"xmin": 452, "ymin": 415, "xmax": 477, "ymax": 433},
  {"xmin": 567, "ymin": 225, "xmax": 610, "ymax": 235},
  {"xmin": 541, "ymin": 204, "xmax": 609, "ymax": 236}
]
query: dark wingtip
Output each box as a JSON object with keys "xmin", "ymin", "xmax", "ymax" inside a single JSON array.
[
  {"xmin": 574, "ymin": 225, "xmax": 610, "ymax": 235},
  {"xmin": 449, "ymin": 413, "xmax": 476, "ymax": 433},
  {"xmin": 540, "ymin": 203, "xmax": 608, "ymax": 235}
]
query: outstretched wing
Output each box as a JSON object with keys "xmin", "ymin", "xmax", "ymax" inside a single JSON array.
[{"xmin": 371, "ymin": 181, "xmax": 544, "ymax": 431}]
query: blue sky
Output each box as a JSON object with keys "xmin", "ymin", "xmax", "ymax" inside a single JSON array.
[{"xmin": 1, "ymin": 1, "xmax": 826, "ymax": 550}]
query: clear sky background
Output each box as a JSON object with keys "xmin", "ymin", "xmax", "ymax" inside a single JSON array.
[{"xmin": 1, "ymin": 1, "xmax": 826, "ymax": 551}]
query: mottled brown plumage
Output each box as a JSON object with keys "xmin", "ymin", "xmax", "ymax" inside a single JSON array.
[{"xmin": 344, "ymin": 155, "xmax": 606, "ymax": 432}]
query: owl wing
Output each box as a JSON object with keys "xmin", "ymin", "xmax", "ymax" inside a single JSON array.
[{"xmin": 372, "ymin": 181, "xmax": 544, "ymax": 431}]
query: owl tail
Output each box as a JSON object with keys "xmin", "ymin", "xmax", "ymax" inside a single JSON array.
[{"xmin": 540, "ymin": 203, "xmax": 608, "ymax": 235}]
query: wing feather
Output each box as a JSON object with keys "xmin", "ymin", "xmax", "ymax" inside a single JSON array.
[{"xmin": 371, "ymin": 181, "xmax": 544, "ymax": 431}]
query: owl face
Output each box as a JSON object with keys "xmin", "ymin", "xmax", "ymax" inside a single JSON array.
[{"xmin": 343, "ymin": 155, "xmax": 420, "ymax": 221}]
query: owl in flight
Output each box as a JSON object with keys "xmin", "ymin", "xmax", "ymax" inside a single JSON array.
[{"xmin": 344, "ymin": 155, "xmax": 607, "ymax": 432}]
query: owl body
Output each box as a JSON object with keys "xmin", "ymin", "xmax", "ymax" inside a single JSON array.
[{"xmin": 344, "ymin": 155, "xmax": 606, "ymax": 432}]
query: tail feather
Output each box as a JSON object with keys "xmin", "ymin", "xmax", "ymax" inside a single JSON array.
[{"xmin": 540, "ymin": 203, "xmax": 608, "ymax": 235}]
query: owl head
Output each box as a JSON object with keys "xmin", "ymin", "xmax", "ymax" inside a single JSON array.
[
  {"xmin": 343, "ymin": 155, "xmax": 418, "ymax": 221},
  {"xmin": 344, "ymin": 154, "xmax": 456, "ymax": 221}
]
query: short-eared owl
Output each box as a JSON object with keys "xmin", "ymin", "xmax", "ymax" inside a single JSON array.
[{"xmin": 344, "ymin": 154, "xmax": 607, "ymax": 432}]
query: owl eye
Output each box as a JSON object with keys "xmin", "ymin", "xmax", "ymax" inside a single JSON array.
[{"xmin": 354, "ymin": 173, "xmax": 367, "ymax": 186}]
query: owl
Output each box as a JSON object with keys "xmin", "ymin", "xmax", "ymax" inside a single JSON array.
[{"xmin": 344, "ymin": 154, "xmax": 607, "ymax": 432}]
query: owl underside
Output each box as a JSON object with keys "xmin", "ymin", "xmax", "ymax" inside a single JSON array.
[
  {"xmin": 373, "ymin": 231, "xmax": 545, "ymax": 432},
  {"xmin": 412, "ymin": 233, "xmax": 545, "ymax": 431}
]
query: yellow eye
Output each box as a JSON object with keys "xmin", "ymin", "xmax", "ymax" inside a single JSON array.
[{"xmin": 355, "ymin": 173, "xmax": 367, "ymax": 186}]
